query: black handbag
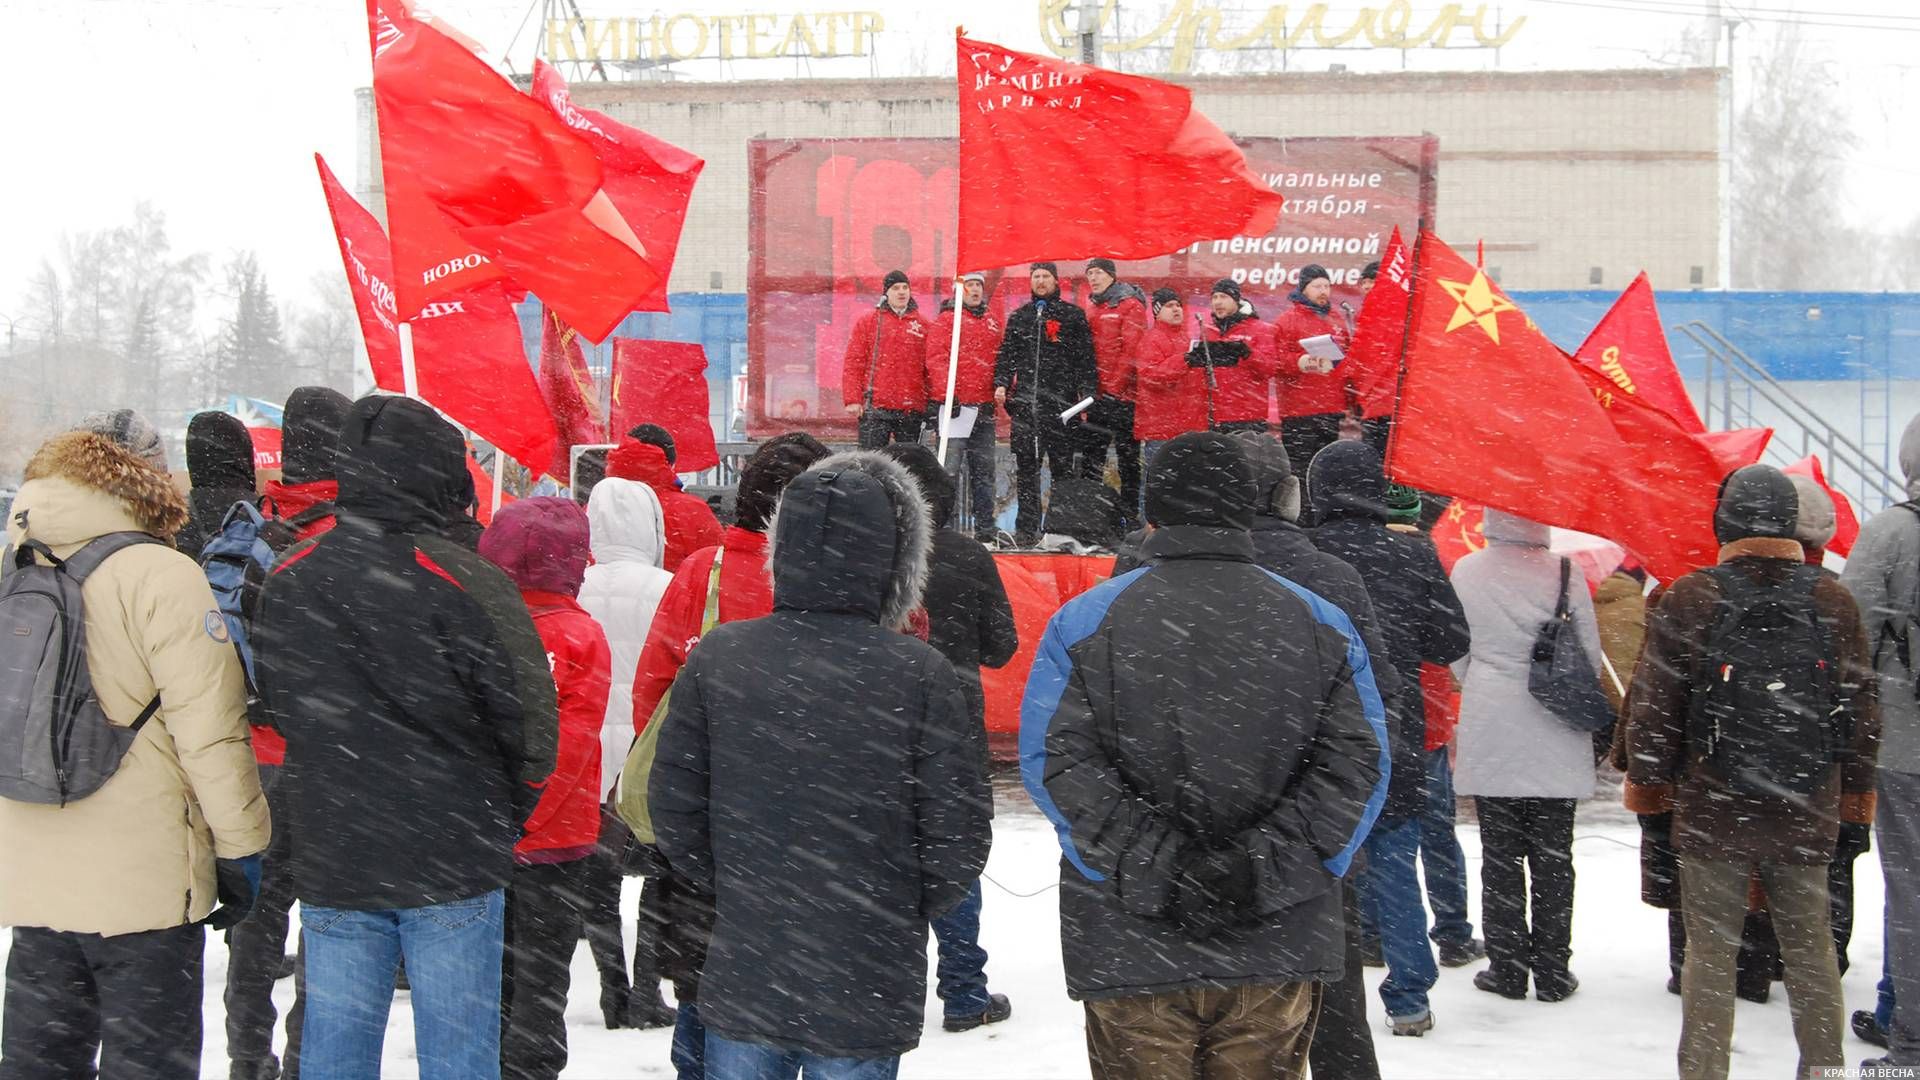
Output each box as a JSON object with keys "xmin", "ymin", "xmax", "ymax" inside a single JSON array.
[{"xmin": 1528, "ymin": 558, "xmax": 1616, "ymax": 734}]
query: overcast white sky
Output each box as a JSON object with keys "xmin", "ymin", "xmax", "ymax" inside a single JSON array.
[{"xmin": 5, "ymin": 0, "xmax": 1917, "ymax": 331}]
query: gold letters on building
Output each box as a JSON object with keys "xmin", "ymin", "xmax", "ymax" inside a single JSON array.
[
  {"xmin": 543, "ymin": 12, "xmax": 886, "ymax": 64},
  {"xmin": 1037, "ymin": 0, "xmax": 1526, "ymax": 73}
]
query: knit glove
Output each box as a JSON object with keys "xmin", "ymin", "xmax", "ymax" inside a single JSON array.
[
  {"xmin": 204, "ymin": 854, "xmax": 265, "ymax": 931},
  {"xmin": 1169, "ymin": 844, "xmax": 1257, "ymax": 942}
]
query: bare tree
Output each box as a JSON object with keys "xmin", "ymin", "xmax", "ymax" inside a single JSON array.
[{"xmin": 1731, "ymin": 29, "xmax": 1859, "ymax": 289}]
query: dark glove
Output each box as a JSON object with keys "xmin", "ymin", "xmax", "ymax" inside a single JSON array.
[
  {"xmin": 1837, "ymin": 820, "xmax": 1872, "ymax": 861},
  {"xmin": 1169, "ymin": 845, "xmax": 1257, "ymax": 942},
  {"xmin": 204, "ymin": 854, "xmax": 264, "ymax": 931}
]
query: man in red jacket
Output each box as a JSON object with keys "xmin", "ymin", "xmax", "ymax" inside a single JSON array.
[
  {"xmin": 478, "ymin": 497, "xmax": 611, "ymax": 1080},
  {"xmin": 1082, "ymin": 258, "xmax": 1149, "ymax": 527},
  {"xmin": 1132, "ymin": 289, "xmax": 1208, "ymax": 461},
  {"xmin": 844, "ymin": 269, "xmax": 931, "ymax": 449},
  {"xmin": 1196, "ymin": 278, "xmax": 1275, "ymax": 432},
  {"xmin": 1271, "ymin": 263, "xmax": 1356, "ymax": 472},
  {"xmin": 925, "ymin": 272, "xmax": 1005, "ymax": 542},
  {"xmin": 606, "ymin": 434, "xmax": 721, "ymax": 573}
]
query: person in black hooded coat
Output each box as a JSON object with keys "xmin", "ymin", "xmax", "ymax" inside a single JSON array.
[
  {"xmin": 1308, "ymin": 438, "xmax": 1470, "ymax": 1035},
  {"xmin": 178, "ymin": 411, "xmax": 256, "ymax": 561},
  {"xmin": 651, "ymin": 450, "xmax": 991, "ymax": 1071},
  {"xmin": 994, "ymin": 263, "xmax": 1098, "ymax": 545}
]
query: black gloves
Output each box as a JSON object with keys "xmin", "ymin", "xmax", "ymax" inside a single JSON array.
[
  {"xmin": 1838, "ymin": 821, "xmax": 1872, "ymax": 861},
  {"xmin": 205, "ymin": 854, "xmax": 264, "ymax": 931},
  {"xmin": 1187, "ymin": 340, "xmax": 1247, "ymax": 368},
  {"xmin": 1170, "ymin": 844, "xmax": 1257, "ymax": 941}
]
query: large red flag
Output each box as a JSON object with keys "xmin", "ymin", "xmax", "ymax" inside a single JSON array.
[
  {"xmin": 538, "ymin": 309, "xmax": 608, "ymax": 480},
  {"xmin": 954, "ymin": 34, "xmax": 1282, "ymax": 270},
  {"xmin": 1574, "ymin": 272, "xmax": 1703, "ymax": 431},
  {"xmin": 1783, "ymin": 455, "xmax": 1860, "ymax": 557},
  {"xmin": 1387, "ymin": 231, "xmax": 1729, "ymax": 582},
  {"xmin": 369, "ymin": 0, "xmax": 658, "ymax": 342},
  {"xmin": 610, "ymin": 340, "xmax": 719, "ymax": 474},
  {"xmin": 316, "ymin": 154, "xmax": 559, "ymax": 474},
  {"xmin": 1345, "ymin": 225, "xmax": 1410, "ymax": 419},
  {"xmin": 531, "ymin": 61, "xmax": 704, "ymax": 314}
]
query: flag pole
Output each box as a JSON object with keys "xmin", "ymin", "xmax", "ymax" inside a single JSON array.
[
  {"xmin": 490, "ymin": 445, "xmax": 505, "ymax": 515},
  {"xmin": 936, "ymin": 275, "xmax": 965, "ymax": 465},
  {"xmin": 398, "ymin": 321, "xmax": 420, "ymax": 398}
]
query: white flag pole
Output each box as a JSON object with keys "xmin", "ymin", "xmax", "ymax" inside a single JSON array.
[
  {"xmin": 936, "ymin": 276, "xmax": 965, "ymax": 465},
  {"xmin": 398, "ymin": 321, "xmax": 420, "ymax": 399},
  {"xmin": 490, "ymin": 447, "xmax": 506, "ymax": 515}
]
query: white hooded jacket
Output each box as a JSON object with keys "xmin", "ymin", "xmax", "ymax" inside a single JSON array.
[{"xmin": 579, "ymin": 478, "xmax": 673, "ymax": 800}]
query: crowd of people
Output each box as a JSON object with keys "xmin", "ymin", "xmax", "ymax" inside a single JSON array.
[{"xmin": 0, "ymin": 362, "xmax": 1916, "ymax": 1080}]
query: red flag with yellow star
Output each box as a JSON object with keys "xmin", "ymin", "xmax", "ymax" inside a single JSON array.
[{"xmin": 1387, "ymin": 231, "xmax": 1728, "ymax": 581}]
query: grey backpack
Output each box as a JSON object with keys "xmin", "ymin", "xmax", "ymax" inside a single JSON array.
[{"xmin": 0, "ymin": 533, "xmax": 164, "ymax": 806}]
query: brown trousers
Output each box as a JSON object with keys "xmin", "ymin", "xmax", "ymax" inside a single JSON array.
[
  {"xmin": 1677, "ymin": 857, "xmax": 1844, "ymax": 1080},
  {"xmin": 1083, "ymin": 982, "xmax": 1321, "ymax": 1080}
]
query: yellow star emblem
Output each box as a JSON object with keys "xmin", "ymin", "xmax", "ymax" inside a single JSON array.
[{"xmin": 1438, "ymin": 271, "xmax": 1517, "ymax": 344}]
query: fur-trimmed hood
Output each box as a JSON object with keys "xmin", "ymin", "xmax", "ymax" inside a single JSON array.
[
  {"xmin": 11, "ymin": 431, "xmax": 189, "ymax": 546},
  {"xmin": 766, "ymin": 449, "xmax": 930, "ymax": 629}
]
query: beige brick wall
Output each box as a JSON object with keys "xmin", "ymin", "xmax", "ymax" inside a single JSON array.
[{"xmin": 360, "ymin": 66, "xmax": 1721, "ymax": 292}]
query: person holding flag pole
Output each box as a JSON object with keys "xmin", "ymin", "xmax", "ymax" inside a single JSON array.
[{"xmin": 930, "ymin": 272, "xmax": 1004, "ymax": 542}]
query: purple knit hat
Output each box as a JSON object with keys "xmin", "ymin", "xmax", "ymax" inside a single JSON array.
[{"xmin": 478, "ymin": 496, "xmax": 592, "ymax": 597}]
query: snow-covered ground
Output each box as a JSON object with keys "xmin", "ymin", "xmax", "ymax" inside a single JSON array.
[{"xmin": 7, "ymin": 789, "xmax": 1886, "ymax": 1078}]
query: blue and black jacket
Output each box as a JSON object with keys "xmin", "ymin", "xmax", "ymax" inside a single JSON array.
[{"xmin": 1021, "ymin": 523, "xmax": 1388, "ymax": 999}]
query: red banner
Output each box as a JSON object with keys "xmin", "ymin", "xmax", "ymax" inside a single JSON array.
[
  {"xmin": 747, "ymin": 135, "xmax": 1436, "ymax": 436},
  {"xmin": 610, "ymin": 340, "xmax": 719, "ymax": 473}
]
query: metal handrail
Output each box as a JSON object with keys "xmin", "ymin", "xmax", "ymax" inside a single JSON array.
[{"xmin": 1676, "ymin": 320, "xmax": 1905, "ymax": 513}]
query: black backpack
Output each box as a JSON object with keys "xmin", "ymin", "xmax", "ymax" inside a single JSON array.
[{"xmin": 1687, "ymin": 564, "xmax": 1845, "ymax": 797}]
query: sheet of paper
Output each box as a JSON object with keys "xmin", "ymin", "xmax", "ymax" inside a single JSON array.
[
  {"xmin": 941, "ymin": 405, "xmax": 980, "ymax": 440},
  {"xmin": 1299, "ymin": 334, "xmax": 1345, "ymax": 362},
  {"xmin": 1060, "ymin": 396, "xmax": 1095, "ymax": 423}
]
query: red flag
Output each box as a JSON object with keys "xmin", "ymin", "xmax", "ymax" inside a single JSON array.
[
  {"xmin": 1703, "ymin": 427, "xmax": 1774, "ymax": 472},
  {"xmin": 1783, "ymin": 455, "xmax": 1861, "ymax": 557},
  {"xmin": 610, "ymin": 340, "xmax": 718, "ymax": 474},
  {"xmin": 1431, "ymin": 498, "xmax": 1487, "ymax": 574},
  {"xmin": 369, "ymin": 0, "xmax": 659, "ymax": 342},
  {"xmin": 1346, "ymin": 225, "xmax": 1410, "ymax": 419},
  {"xmin": 531, "ymin": 61, "xmax": 704, "ymax": 314},
  {"xmin": 248, "ymin": 428, "xmax": 283, "ymax": 472},
  {"xmin": 1574, "ymin": 272, "xmax": 1704, "ymax": 431},
  {"xmin": 315, "ymin": 154, "xmax": 559, "ymax": 474},
  {"xmin": 1387, "ymin": 231, "xmax": 1729, "ymax": 582},
  {"xmin": 538, "ymin": 309, "xmax": 608, "ymax": 479},
  {"xmin": 955, "ymin": 34, "xmax": 1282, "ymax": 270}
]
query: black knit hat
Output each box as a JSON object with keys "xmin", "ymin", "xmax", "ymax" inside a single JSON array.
[
  {"xmin": 1211, "ymin": 278, "xmax": 1242, "ymax": 301},
  {"xmin": 281, "ymin": 386, "xmax": 353, "ymax": 485},
  {"xmin": 881, "ymin": 443, "xmax": 956, "ymax": 528},
  {"xmin": 736, "ymin": 432, "xmax": 832, "ymax": 533},
  {"xmin": 1360, "ymin": 260, "xmax": 1381, "ymax": 282},
  {"xmin": 1298, "ymin": 263, "xmax": 1331, "ymax": 289},
  {"xmin": 1145, "ymin": 431, "xmax": 1256, "ymax": 532},
  {"xmin": 1713, "ymin": 464, "xmax": 1799, "ymax": 545},
  {"xmin": 1030, "ymin": 262, "xmax": 1059, "ymax": 278},
  {"xmin": 1086, "ymin": 258, "xmax": 1117, "ymax": 278},
  {"xmin": 882, "ymin": 269, "xmax": 910, "ymax": 291},
  {"xmin": 1150, "ymin": 287, "xmax": 1181, "ymax": 314},
  {"xmin": 186, "ymin": 411, "xmax": 256, "ymax": 493}
]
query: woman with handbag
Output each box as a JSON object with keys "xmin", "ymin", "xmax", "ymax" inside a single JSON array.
[{"xmin": 1451, "ymin": 510, "xmax": 1606, "ymax": 1003}]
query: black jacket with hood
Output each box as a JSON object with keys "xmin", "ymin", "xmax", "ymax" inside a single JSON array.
[
  {"xmin": 255, "ymin": 395, "xmax": 558, "ymax": 910},
  {"xmin": 178, "ymin": 411, "xmax": 256, "ymax": 561},
  {"xmin": 994, "ymin": 290, "xmax": 1098, "ymax": 438},
  {"xmin": 1309, "ymin": 440, "xmax": 1469, "ymax": 823},
  {"xmin": 651, "ymin": 450, "xmax": 992, "ymax": 1059}
]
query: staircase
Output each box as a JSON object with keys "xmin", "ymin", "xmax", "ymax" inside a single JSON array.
[{"xmin": 1676, "ymin": 321, "xmax": 1905, "ymax": 515}]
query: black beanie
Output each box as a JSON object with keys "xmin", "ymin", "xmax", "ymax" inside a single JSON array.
[
  {"xmin": 1298, "ymin": 263, "xmax": 1331, "ymax": 289},
  {"xmin": 881, "ymin": 269, "xmax": 910, "ymax": 291},
  {"xmin": 1211, "ymin": 278, "xmax": 1242, "ymax": 301},
  {"xmin": 1713, "ymin": 464, "xmax": 1799, "ymax": 545},
  {"xmin": 1360, "ymin": 260, "xmax": 1380, "ymax": 281},
  {"xmin": 735, "ymin": 432, "xmax": 832, "ymax": 533},
  {"xmin": 1030, "ymin": 262, "xmax": 1059, "ymax": 278},
  {"xmin": 281, "ymin": 386, "xmax": 353, "ymax": 485},
  {"xmin": 1145, "ymin": 431, "xmax": 1256, "ymax": 532},
  {"xmin": 186, "ymin": 411, "xmax": 256, "ymax": 493},
  {"xmin": 1086, "ymin": 258, "xmax": 1117, "ymax": 278},
  {"xmin": 1150, "ymin": 287, "xmax": 1181, "ymax": 314}
]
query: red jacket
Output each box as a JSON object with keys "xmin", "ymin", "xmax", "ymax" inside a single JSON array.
[
  {"xmin": 516, "ymin": 590, "xmax": 609, "ymax": 862},
  {"xmin": 842, "ymin": 301, "xmax": 932, "ymax": 413},
  {"xmin": 1085, "ymin": 286, "xmax": 1149, "ymax": 401},
  {"xmin": 923, "ymin": 304, "xmax": 1003, "ymax": 406},
  {"xmin": 606, "ymin": 440, "xmax": 722, "ymax": 573},
  {"xmin": 1133, "ymin": 321, "xmax": 1209, "ymax": 441},
  {"xmin": 1420, "ymin": 662, "xmax": 1461, "ymax": 752},
  {"xmin": 1270, "ymin": 298, "xmax": 1355, "ymax": 418},
  {"xmin": 631, "ymin": 526, "xmax": 773, "ymax": 734},
  {"xmin": 1197, "ymin": 312, "xmax": 1275, "ymax": 424},
  {"xmin": 251, "ymin": 478, "xmax": 340, "ymax": 766}
]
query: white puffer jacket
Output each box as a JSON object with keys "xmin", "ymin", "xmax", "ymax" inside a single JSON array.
[{"xmin": 578, "ymin": 479, "xmax": 673, "ymax": 800}]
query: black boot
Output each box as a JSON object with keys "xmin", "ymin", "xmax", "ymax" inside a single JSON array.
[
  {"xmin": 1854, "ymin": 1010, "xmax": 1891, "ymax": 1050},
  {"xmin": 1473, "ymin": 964, "xmax": 1529, "ymax": 1000},
  {"xmin": 600, "ymin": 985, "xmax": 628, "ymax": 1029},
  {"xmin": 944, "ymin": 993, "xmax": 1012, "ymax": 1033},
  {"xmin": 625, "ymin": 992, "xmax": 677, "ymax": 1030}
]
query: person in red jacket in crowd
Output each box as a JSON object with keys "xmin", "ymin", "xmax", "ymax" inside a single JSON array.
[
  {"xmin": 628, "ymin": 432, "xmax": 832, "ymax": 1079},
  {"xmin": 1133, "ymin": 289, "xmax": 1208, "ymax": 463},
  {"xmin": 1082, "ymin": 258, "xmax": 1150, "ymax": 527},
  {"xmin": 478, "ymin": 496, "xmax": 611, "ymax": 1080},
  {"xmin": 1271, "ymin": 263, "xmax": 1356, "ymax": 472},
  {"xmin": 1195, "ymin": 278, "xmax": 1275, "ymax": 432},
  {"xmin": 606, "ymin": 426, "xmax": 722, "ymax": 574},
  {"xmin": 844, "ymin": 269, "xmax": 932, "ymax": 449},
  {"xmin": 925, "ymin": 271, "xmax": 1005, "ymax": 542}
]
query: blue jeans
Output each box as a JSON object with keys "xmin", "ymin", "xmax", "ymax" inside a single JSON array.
[
  {"xmin": 300, "ymin": 889, "xmax": 505, "ymax": 1080},
  {"xmin": 940, "ymin": 408, "xmax": 998, "ymax": 535},
  {"xmin": 1358, "ymin": 817, "xmax": 1439, "ymax": 1020},
  {"xmin": 704, "ymin": 1032, "xmax": 899, "ymax": 1080},
  {"xmin": 1420, "ymin": 747, "xmax": 1475, "ymax": 947},
  {"xmin": 673, "ymin": 1002, "xmax": 706, "ymax": 1080},
  {"xmin": 929, "ymin": 881, "xmax": 990, "ymax": 1018}
]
